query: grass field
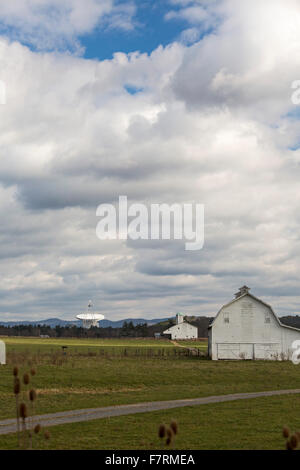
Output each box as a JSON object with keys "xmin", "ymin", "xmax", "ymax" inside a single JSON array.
[
  {"xmin": 3, "ymin": 336, "xmax": 178, "ymax": 348},
  {"xmin": 0, "ymin": 395, "xmax": 299, "ymax": 450},
  {"xmin": 1, "ymin": 336, "xmax": 300, "ymax": 450}
]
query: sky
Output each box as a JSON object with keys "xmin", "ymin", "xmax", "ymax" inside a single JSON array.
[{"xmin": 1, "ymin": 0, "xmax": 300, "ymax": 321}]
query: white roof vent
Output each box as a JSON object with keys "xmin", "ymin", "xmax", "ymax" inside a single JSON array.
[{"xmin": 234, "ymin": 285, "xmax": 250, "ymax": 299}]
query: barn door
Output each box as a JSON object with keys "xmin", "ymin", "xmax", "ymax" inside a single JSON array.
[
  {"xmin": 217, "ymin": 344, "xmax": 240, "ymax": 359},
  {"xmin": 239, "ymin": 344, "xmax": 253, "ymax": 360},
  {"xmin": 217, "ymin": 343, "xmax": 254, "ymax": 360},
  {"xmin": 254, "ymin": 343, "xmax": 281, "ymax": 360}
]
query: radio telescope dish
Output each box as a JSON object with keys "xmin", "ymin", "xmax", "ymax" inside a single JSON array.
[{"xmin": 76, "ymin": 301, "xmax": 105, "ymax": 329}]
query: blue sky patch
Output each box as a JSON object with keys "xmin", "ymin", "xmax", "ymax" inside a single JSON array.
[
  {"xmin": 80, "ymin": 1, "xmax": 196, "ymax": 60},
  {"xmin": 124, "ymin": 84, "xmax": 144, "ymax": 95}
]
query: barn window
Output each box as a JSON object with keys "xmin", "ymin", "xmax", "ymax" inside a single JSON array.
[
  {"xmin": 265, "ymin": 315, "xmax": 271, "ymax": 324},
  {"xmin": 224, "ymin": 313, "xmax": 230, "ymax": 323}
]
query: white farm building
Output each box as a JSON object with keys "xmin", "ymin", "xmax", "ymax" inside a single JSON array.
[
  {"xmin": 163, "ymin": 313, "xmax": 198, "ymax": 340},
  {"xmin": 208, "ymin": 286, "xmax": 300, "ymax": 360},
  {"xmin": 0, "ymin": 340, "xmax": 6, "ymax": 365}
]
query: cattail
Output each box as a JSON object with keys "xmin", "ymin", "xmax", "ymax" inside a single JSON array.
[
  {"xmin": 14, "ymin": 378, "xmax": 21, "ymax": 395},
  {"xmin": 283, "ymin": 426, "xmax": 290, "ymax": 439},
  {"xmin": 290, "ymin": 434, "xmax": 299, "ymax": 449},
  {"xmin": 34, "ymin": 424, "xmax": 41, "ymax": 434},
  {"xmin": 30, "ymin": 368, "xmax": 36, "ymax": 377},
  {"xmin": 19, "ymin": 403, "xmax": 27, "ymax": 420},
  {"xmin": 23, "ymin": 373, "xmax": 30, "ymax": 385},
  {"xmin": 158, "ymin": 424, "xmax": 166, "ymax": 439},
  {"xmin": 13, "ymin": 367, "xmax": 19, "ymax": 377},
  {"xmin": 166, "ymin": 437, "xmax": 172, "ymax": 446},
  {"xmin": 29, "ymin": 389, "xmax": 36, "ymax": 402},
  {"xmin": 44, "ymin": 430, "xmax": 50, "ymax": 440},
  {"xmin": 170, "ymin": 420, "xmax": 178, "ymax": 435},
  {"xmin": 286, "ymin": 440, "xmax": 293, "ymax": 451},
  {"xmin": 166, "ymin": 427, "xmax": 173, "ymax": 439},
  {"xmin": 14, "ymin": 376, "xmax": 21, "ymax": 447}
]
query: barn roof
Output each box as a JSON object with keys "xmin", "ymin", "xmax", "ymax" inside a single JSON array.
[
  {"xmin": 208, "ymin": 290, "xmax": 300, "ymax": 332},
  {"xmin": 163, "ymin": 321, "xmax": 198, "ymax": 334}
]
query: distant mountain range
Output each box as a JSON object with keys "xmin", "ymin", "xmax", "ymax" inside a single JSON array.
[{"xmin": 0, "ymin": 317, "xmax": 171, "ymax": 328}]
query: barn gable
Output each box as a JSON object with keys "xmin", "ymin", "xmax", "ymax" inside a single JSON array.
[
  {"xmin": 210, "ymin": 288, "xmax": 300, "ymax": 333},
  {"xmin": 210, "ymin": 293, "xmax": 275, "ymax": 328}
]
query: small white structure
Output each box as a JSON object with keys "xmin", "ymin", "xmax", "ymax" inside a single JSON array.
[
  {"xmin": 208, "ymin": 286, "xmax": 300, "ymax": 360},
  {"xmin": 163, "ymin": 313, "xmax": 198, "ymax": 340},
  {"xmin": 0, "ymin": 340, "xmax": 6, "ymax": 365},
  {"xmin": 76, "ymin": 301, "xmax": 105, "ymax": 329}
]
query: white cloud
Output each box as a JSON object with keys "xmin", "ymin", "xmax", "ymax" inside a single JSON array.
[
  {"xmin": 166, "ymin": 0, "xmax": 220, "ymax": 42},
  {"xmin": 165, "ymin": 5, "xmax": 209, "ymax": 24},
  {"xmin": 179, "ymin": 27, "xmax": 201, "ymax": 45},
  {"xmin": 1, "ymin": 1, "xmax": 300, "ymax": 320},
  {"xmin": 172, "ymin": 0, "xmax": 300, "ymax": 122},
  {"xmin": 0, "ymin": 0, "xmax": 136, "ymax": 51}
]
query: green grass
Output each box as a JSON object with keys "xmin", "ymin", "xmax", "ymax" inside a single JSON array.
[
  {"xmin": 0, "ymin": 394, "xmax": 299, "ymax": 450},
  {"xmin": 1, "ymin": 337, "xmax": 300, "ymax": 421},
  {"xmin": 172, "ymin": 340, "xmax": 208, "ymax": 350},
  {"xmin": 3, "ymin": 336, "xmax": 177, "ymax": 350},
  {"xmin": 1, "ymin": 336, "xmax": 300, "ymax": 450},
  {"xmin": 3, "ymin": 336, "xmax": 208, "ymax": 349},
  {"xmin": 4, "ymin": 336, "xmax": 208, "ymax": 357},
  {"xmin": 1, "ymin": 337, "xmax": 208, "ymax": 420}
]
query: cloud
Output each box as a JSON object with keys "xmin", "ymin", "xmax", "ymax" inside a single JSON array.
[
  {"xmin": 171, "ymin": 0, "xmax": 300, "ymax": 121},
  {"xmin": 179, "ymin": 27, "xmax": 201, "ymax": 45},
  {"xmin": 165, "ymin": 5, "xmax": 209, "ymax": 24},
  {"xmin": 166, "ymin": 0, "xmax": 220, "ymax": 45},
  {"xmin": 0, "ymin": 0, "xmax": 137, "ymax": 51},
  {"xmin": 1, "ymin": 1, "xmax": 300, "ymax": 321}
]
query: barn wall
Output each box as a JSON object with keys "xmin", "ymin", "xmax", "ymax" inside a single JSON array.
[
  {"xmin": 164, "ymin": 322, "xmax": 198, "ymax": 340},
  {"xmin": 210, "ymin": 294, "xmax": 300, "ymax": 360},
  {"xmin": 281, "ymin": 328, "xmax": 300, "ymax": 359},
  {"xmin": 208, "ymin": 328, "xmax": 212, "ymax": 358}
]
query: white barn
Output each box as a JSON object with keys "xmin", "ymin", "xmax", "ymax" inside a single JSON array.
[
  {"xmin": 0, "ymin": 340, "xmax": 6, "ymax": 365},
  {"xmin": 208, "ymin": 286, "xmax": 300, "ymax": 360},
  {"xmin": 163, "ymin": 313, "xmax": 198, "ymax": 340}
]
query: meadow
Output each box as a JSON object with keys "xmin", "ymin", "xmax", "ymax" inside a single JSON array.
[
  {"xmin": 1, "ymin": 336, "xmax": 300, "ymax": 450},
  {"xmin": 1, "ymin": 395, "xmax": 299, "ymax": 450}
]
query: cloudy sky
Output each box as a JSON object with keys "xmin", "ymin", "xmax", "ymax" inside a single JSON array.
[{"xmin": 1, "ymin": 0, "xmax": 300, "ymax": 321}]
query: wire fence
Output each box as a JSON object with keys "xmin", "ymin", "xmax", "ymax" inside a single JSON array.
[{"xmin": 7, "ymin": 345, "xmax": 208, "ymax": 366}]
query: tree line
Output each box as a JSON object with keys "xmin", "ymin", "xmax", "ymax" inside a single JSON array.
[
  {"xmin": 0, "ymin": 316, "xmax": 213, "ymax": 338},
  {"xmin": 0, "ymin": 321, "xmax": 170, "ymax": 338}
]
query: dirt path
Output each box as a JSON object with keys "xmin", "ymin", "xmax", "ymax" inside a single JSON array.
[
  {"xmin": 1, "ymin": 389, "xmax": 300, "ymax": 436},
  {"xmin": 171, "ymin": 340, "xmax": 200, "ymax": 355},
  {"xmin": 171, "ymin": 340, "xmax": 186, "ymax": 348}
]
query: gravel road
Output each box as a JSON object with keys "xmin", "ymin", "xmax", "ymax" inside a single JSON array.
[{"xmin": 1, "ymin": 388, "xmax": 300, "ymax": 435}]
